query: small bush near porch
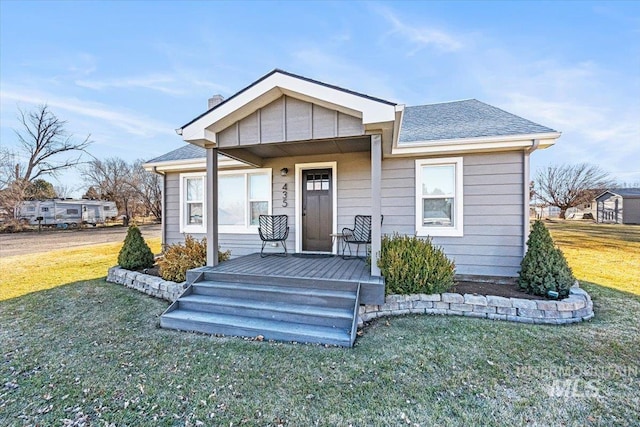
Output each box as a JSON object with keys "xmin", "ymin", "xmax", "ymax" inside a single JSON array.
[{"xmin": 378, "ymin": 233, "xmax": 455, "ymax": 295}]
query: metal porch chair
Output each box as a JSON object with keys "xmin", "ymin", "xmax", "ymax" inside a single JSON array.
[
  {"xmin": 258, "ymin": 215, "xmax": 289, "ymax": 257},
  {"xmin": 342, "ymin": 215, "xmax": 382, "ymax": 259}
]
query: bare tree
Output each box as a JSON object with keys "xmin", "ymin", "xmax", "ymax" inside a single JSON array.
[
  {"xmin": 13, "ymin": 105, "xmax": 92, "ymax": 182},
  {"xmin": 0, "ymin": 106, "xmax": 91, "ymax": 217},
  {"xmin": 133, "ymin": 160, "xmax": 162, "ymax": 221},
  {"xmin": 535, "ymin": 163, "xmax": 614, "ymax": 219},
  {"xmin": 82, "ymin": 157, "xmax": 138, "ymax": 224}
]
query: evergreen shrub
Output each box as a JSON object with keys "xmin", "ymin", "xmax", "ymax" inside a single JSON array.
[
  {"xmin": 518, "ymin": 220, "xmax": 575, "ymax": 298},
  {"xmin": 378, "ymin": 233, "xmax": 455, "ymax": 295},
  {"xmin": 117, "ymin": 225, "xmax": 155, "ymax": 270}
]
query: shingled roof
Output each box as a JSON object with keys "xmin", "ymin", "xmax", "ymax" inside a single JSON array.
[
  {"xmin": 146, "ymin": 144, "xmax": 205, "ymax": 163},
  {"xmin": 399, "ymin": 99, "xmax": 557, "ymax": 144}
]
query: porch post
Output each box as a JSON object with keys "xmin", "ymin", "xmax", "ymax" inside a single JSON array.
[
  {"xmin": 370, "ymin": 134, "xmax": 382, "ymax": 277},
  {"xmin": 206, "ymin": 146, "xmax": 219, "ymax": 266}
]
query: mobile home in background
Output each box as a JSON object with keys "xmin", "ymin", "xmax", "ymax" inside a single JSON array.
[{"xmin": 16, "ymin": 199, "xmax": 118, "ymax": 228}]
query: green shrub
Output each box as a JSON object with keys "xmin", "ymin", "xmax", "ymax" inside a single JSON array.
[
  {"xmin": 117, "ymin": 225, "xmax": 155, "ymax": 270},
  {"xmin": 378, "ymin": 233, "xmax": 455, "ymax": 295},
  {"xmin": 158, "ymin": 236, "xmax": 230, "ymax": 283},
  {"xmin": 518, "ymin": 220, "xmax": 575, "ymax": 298}
]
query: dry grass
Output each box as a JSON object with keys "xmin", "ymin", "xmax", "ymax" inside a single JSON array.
[
  {"xmin": 0, "ymin": 237, "xmax": 161, "ymax": 301},
  {"xmin": 1, "ymin": 280, "xmax": 638, "ymax": 426},
  {"xmin": 545, "ymin": 221, "xmax": 640, "ymax": 295}
]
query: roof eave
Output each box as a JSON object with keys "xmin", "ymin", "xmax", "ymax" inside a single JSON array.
[{"xmin": 391, "ymin": 132, "xmax": 561, "ymax": 157}]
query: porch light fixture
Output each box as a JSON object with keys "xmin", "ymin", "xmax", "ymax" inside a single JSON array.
[{"xmin": 280, "ymin": 168, "xmax": 289, "ymax": 176}]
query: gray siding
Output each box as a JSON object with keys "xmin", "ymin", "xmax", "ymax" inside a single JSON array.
[
  {"xmin": 164, "ymin": 152, "xmax": 371, "ymax": 258},
  {"xmin": 164, "ymin": 150, "xmax": 524, "ymax": 277},
  {"xmin": 217, "ymin": 96, "xmax": 364, "ymax": 148},
  {"xmin": 623, "ymin": 198, "xmax": 640, "ymax": 224},
  {"xmin": 381, "ymin": 151, "xmax": 524, "ymax": 277}
]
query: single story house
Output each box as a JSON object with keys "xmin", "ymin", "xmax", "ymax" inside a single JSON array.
[
  {"xmin": 145, "ymin": 69, "xmax": 560, "ymax": 279},
  {"xmin": 143, "ymin": 69, "xmax": 561, "ymax": 345},
  {"xmin": 595, "ymin": 188, "xmax": 640, "ymax": 224}
]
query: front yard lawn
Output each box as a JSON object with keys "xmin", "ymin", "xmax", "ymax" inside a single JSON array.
[{"xmin": 1, "ymin": 279, "xmax": 638, "ymax": 426}]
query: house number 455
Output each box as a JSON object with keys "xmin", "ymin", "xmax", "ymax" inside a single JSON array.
[{"xmin": 282, "ymin": 183, "xmax": 288, "ymax": 207}]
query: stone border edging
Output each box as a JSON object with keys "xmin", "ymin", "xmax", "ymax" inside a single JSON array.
[
  {"xmin": 358, "ymin": 284, "xmax": 593, "ymax": 326},
  {"xmin": 107, "ymin": 266, "xmax": 187, "ymax": 302}
]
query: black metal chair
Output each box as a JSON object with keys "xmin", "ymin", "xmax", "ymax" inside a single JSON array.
[
  {"xmin": 258, "ymin": 215, "xmax": 289, "ymax": 257},
  {"xmin": 342, "ymin": 215, "xmax": 382, "ymax": 259}
]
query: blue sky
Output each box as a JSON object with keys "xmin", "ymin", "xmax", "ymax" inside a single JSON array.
[{"xmin": 1, "ymin": 1, "xmax": 639, "ymax": 194}]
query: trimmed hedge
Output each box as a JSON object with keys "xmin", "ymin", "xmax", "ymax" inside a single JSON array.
[
  {"xmin": 117, "ymin": 225, "xmax": 155, "ymax": 270},
  {"xmin": 519, "ymin": 220, "xmax": 574, "ymax": 298},
  {"xmin": 378, "ymin": 233, "xmax": 455, "ymax": 295},
  {"xmin": 158, "ymin": 236, "xmax": 230, "ymax": 283}
]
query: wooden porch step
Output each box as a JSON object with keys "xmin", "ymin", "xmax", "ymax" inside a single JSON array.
[
  {"xmin": 201, "ymin": 270, "xmax": 361, "ymax": 292},
  {"xmin": 161, "ymin": 276, "xmax": 360, "ymax": 347},
  {"xmin": 192, "ymin": 281, "xmax": 356, "ymax": 309},
  {"xmin": 178, "ymin": 294, "xmax": 353, "ymax": 328},
  {"xmin": 161, "ymin": 309, "xmax": 353, "ymax": 347}
]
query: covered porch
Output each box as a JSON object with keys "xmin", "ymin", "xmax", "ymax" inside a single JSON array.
[{"xmin": 178, "ymin": 70, "xmax": 400, "ymax": 278}]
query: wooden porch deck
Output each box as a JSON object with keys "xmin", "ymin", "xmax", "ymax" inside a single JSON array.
[{"xmin": 210, "ymin": 253, "xmax": 376, "ymax": 282}]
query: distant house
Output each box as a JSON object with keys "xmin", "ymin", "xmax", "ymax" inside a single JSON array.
[
  {"xmin": 145, "ymin": 69, "xmax": 561, "ymax": 282},
  {"xmin": 595, "ymin": 188, "xmax": 640, "ymax": 224}
]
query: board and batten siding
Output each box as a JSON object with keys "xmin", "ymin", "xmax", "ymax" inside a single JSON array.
[
  {"xmin": 164, "ymin": 150, "xmax": 524, "ymax": 276},
  {"xmin": 381, "ymin": 151, "xmax": 524, "ymax": 277},
  {"xmin": 217, "ymin": 96, "xmax": 364, "ymax": 147}
]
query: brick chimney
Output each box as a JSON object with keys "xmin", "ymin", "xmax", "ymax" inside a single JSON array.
[{"xmin": 208, "ymin": 94, "xmax": 224, "ymax": 109}]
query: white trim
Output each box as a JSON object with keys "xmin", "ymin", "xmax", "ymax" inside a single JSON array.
[
  {"xmin": 181, "ymin": 71, "xmax": 396, "ymax": 144},
  {"xmin": 217, "ymin": 168, "xmax": 272, "ymax": 234},
  {"xmin": 415, "ymin": 157, "xmax": 464, "ymax": 237},
  {"xmin": 143, "ymin": 156, "xmax": 244, "ymax": 172},
  {"xmin": 179, "ymin": 172, "xmax": 207, "ymax": 234},
  {"xmin": 295, "ymin": 161, "xmax": 338, "ymax": 254},
  {"xmin": 392, "ymin": 133, "xmax": 560, "ymax": 156}
]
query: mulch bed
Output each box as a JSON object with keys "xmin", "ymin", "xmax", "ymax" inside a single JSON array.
[{"xmin": 452, "ymin": 281, "xmax": 540, "ymax": 300}]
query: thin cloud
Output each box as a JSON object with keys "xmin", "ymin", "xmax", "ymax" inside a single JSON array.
[
  {"xmin": 1, "ymin": 89, "xmax": 174, "ymax": 138},
  {"xmin": 374, "ymin": 6, "xmax": 463, "ymax": 53},
  {"xmin": 76, "ymin": 74, "xmax": 184, "ymax": 95}
]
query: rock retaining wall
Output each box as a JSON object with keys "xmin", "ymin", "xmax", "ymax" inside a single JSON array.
[
  {"xmin": 107, "ymin": 266, "xmax": 187, "ymax": 302},
  {"xmin": 358, "ymin": 285, "xmax": 593, "ymax": 326}
]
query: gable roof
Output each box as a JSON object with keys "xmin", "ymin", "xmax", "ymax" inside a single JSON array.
[
  {"xmin": 597, "ymin": 188, "xmax": 640, "ymax": 200},
  {"xmin": 180, "ymin": 69, "xmax": 396, "ymax": 130},
  {"xmin": 399, "ymin": 99, "xmax": 557, "ymax": 144}
]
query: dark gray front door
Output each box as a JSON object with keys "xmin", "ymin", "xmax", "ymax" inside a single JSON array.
[{"xmin": 302, "ymin": 169, "xmax": 332, "ymax": 252}]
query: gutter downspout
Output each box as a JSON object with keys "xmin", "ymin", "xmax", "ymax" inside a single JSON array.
[
  {"xmin": 152, "ymin": 167, "xmax": 167, "ymax": 251},
  {"xmin": 523, "ymin": 139, "xmax": 540, "ymax": 256}
]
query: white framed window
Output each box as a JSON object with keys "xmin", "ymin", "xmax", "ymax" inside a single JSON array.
[
  {"xmin": 180, "ymin": 172, "xmax": 206, "ymax": 234},
  {"xmin": 180, "ymin": 170, "xmax": 272, "ymax": 234},
  {"xmin": 219, "ymin": 169, "xmax": 272, "ymax": 233},
  {"xmin": 415, "ymin": 157, "xmax": 463, "ymax": 237}
]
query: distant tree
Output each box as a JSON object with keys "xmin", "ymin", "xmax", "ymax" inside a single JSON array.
[
  {"xmin": 11, "ymin": 105, "xmax": 92, "ymax": 182},
  {"xmin": 0, "ymin": 105, "xmax": 91, "ymax": 217},
  {"xmin": 54, "ymin": 184, "xmax": 76, "ymax": 199},
  {"xmin": 24, "ymin": 179, "xmax": 57, "ymax": 200},
  {"xmin": 133, "ymin": 160, "xmax": 162, "ymax": 221},
  {"xmin": 535, "ymin": 163, "xmax": 614, "ymax": 219},
  {"xmin": 82, "ymin": 158, "xmax": 163, "ymax": 223},
  {"xmin": 82, "ymin": 186, "xmax": 101, "ymax": 200},
  {"xmin": 82, "ymin": 157, "xmax": 137, "ymax": 223}
]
